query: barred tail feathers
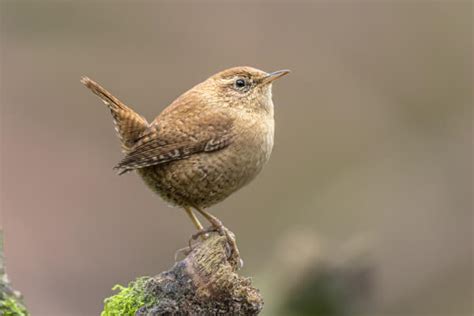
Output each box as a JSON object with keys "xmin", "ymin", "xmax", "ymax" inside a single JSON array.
[{"xmin": 81, "ymin": 76, "xmax": 149, "ymax": 152}]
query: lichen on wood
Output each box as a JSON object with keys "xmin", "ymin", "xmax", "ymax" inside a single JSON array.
[{"xmin": 101, "ymin": 233, "xmax": 263, "ymax": 315}]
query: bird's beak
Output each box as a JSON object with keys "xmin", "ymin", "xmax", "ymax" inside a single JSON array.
[{"xmin": 261, "ymin": 69, "xmax": 291, "ymax": 84}]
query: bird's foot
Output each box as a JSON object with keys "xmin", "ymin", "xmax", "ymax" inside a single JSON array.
[
  {"xmin": 189, "ymin": 225, "xmax": 242, "ymax": 269},
  {"xmin": 211, "ymin": 224, "xmax": 243, "ymax": 270},
  {"xmin": 174, "ymin": 246, "xmax": 192, "ymax": 262},
  {"xmin": 177, "ymin": 228, "xmax": 214, "ymax": 262},
  {"xmin": 188, "ymin": 226, "xmax": 219, "ymax": 249},
  {"xmin": 191, "ymin": 207, "xmax": 243, "ymax": 269}
]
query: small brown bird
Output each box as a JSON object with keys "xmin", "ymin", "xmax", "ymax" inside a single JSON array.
[{"xmin": 81, "ymin": 66, "xmax": 289, "ymax": 265}]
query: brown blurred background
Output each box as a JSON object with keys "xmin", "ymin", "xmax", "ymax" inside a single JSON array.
[{"xmin": 1, "ymin": 1, "xmax": 472, "ymax": 315}]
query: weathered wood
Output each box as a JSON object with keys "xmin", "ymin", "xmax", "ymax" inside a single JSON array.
[{"xmin": 102, "ymin": 233, "xmax": 263, "ymax": 315}]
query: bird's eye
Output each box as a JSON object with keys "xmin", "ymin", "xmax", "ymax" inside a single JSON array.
[{"xmin": 235, "ymin": 78, "xmax": 247, "ymax": 89}]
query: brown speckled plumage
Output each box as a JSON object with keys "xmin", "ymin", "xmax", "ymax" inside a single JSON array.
[{"xmin": 81, "ymin": 66, "xmax": 289, "ymax": 265}]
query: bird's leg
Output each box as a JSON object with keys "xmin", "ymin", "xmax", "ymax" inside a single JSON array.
[
  {"xmin": 184, "ymin": 206, "xmax": 205, "ymax": 233},
  {"xmin": 184, "ymin": 206, "xmax": 209, "ymax": 250},
  {"xmin": 193, "ymin": 206, "xmax": 242, "ymax": 269}
]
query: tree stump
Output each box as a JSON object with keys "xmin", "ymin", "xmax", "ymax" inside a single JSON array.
[{"xmin": 101, "ymin": 233, "xmax": 263, "ymax": 315}]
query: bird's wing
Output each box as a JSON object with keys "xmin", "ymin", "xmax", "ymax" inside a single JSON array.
[
  {"xmin": 81, "ymin": 77, "xmax": 149, "ymax": 152},
  {"xmin": 114, "ymin": 114, "xmax": 234, "ymax": 174}
]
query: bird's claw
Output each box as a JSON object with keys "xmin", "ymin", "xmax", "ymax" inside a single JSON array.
[
  {"xmin": 188, "ymin": 226, "xmax": 219, "ymax": 249},
  {"xmin": 174, "ymin": 246, "xmax": 191, "ymax": 262},
  {"xmin": 216, "ymin": 225, "xmax": 243, "ymax": 269},
  {"xmin": 187, "ymin": 223, "xmax": 243, "ymax": 269}
]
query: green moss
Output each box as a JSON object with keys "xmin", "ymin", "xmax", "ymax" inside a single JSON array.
[
  {"xmin": 101, "ymin": 277, "xmax": 155, "ymax": 316},
  {"xmin": 0, "ymin": 297, "xmax": 28, "ymax": 316}
]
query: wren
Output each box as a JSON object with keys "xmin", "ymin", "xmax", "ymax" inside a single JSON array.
[{"xmin": 81, "ymin": 66, "xmax": 289, "ymax": 267}]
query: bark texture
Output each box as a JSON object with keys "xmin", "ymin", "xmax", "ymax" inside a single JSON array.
[{"xmin": 102, "ymin": 233, "xmax": 263, "ymax": 316}]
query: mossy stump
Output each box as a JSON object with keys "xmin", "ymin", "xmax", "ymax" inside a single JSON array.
[
  {"xmin": 0, "ymin": 231, "xmax": 29, "ymax": 316},
  {"xmin": 102, "ymin": 234, "xmax": 263, "ymax": 315}
]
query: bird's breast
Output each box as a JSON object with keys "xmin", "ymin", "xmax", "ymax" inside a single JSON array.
[
  {"xmin": 230, "ymin": 116, "xmax": 274, "ymax": 181},
  {"xmin": 137, "ymin": 115, "xmax": 274, "ymax": 208}
]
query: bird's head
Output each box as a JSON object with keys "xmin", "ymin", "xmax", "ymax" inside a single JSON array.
[{"xmin": 201, "ymin": 66, "xmax": 290, "ymax": 115}]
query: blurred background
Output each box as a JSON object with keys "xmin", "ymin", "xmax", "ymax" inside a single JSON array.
[{"xmin": 1, "ymin": 1, "xmax": 472, "ymax": 315}]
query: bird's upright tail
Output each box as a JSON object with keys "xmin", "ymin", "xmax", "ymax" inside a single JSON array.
[{"xmin": 81, "ymin": 77, "xmax": 149, "ymax": 153}]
